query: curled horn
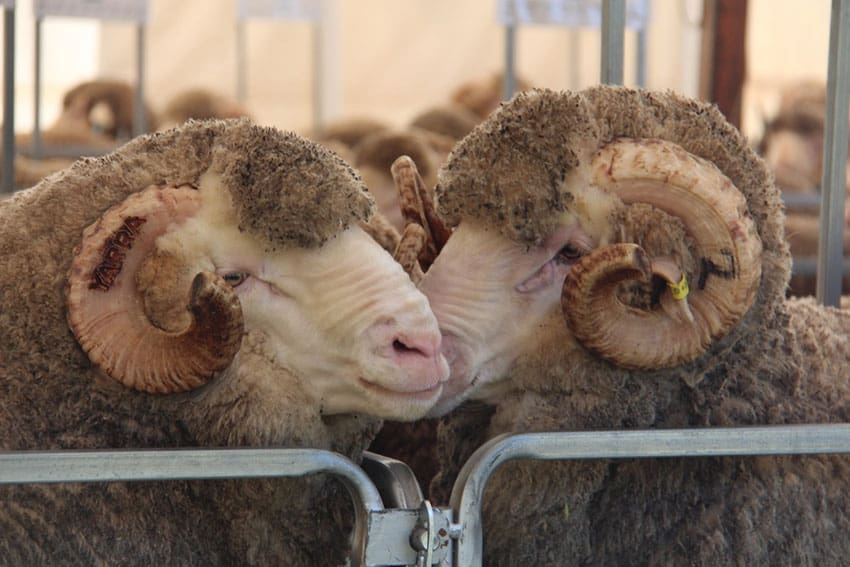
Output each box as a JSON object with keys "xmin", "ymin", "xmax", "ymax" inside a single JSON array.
[
  {"xmin": 66, "ymin": 184, "xmax": 244, "ymax": 393},
  {"xmin": 391, "ymin": 155, "xmax": 452, "ymax": 280},
  {"xmin": 562, "ymin": 138, "xmax": 762, "ymax": 369}
]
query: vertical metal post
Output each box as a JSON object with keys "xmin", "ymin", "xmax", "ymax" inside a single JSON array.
[
  {"xmin": 311, "ymin": 19, "xmax": 322, "ymax": 130},
  {"xmin": 636, "ymin": 26, "xmax": 647, "ymax": 87},
  {"xmin": 817, "ymin": 0, "xmax": 850, "ymax": 307},
  {"xmin": 2, "ymin": 5, "xmax": 14, "ymax": 193},
  {"xmin": 312, "ymin": 0, "xmax": 339, "ymax": 131},
  {"xmin": 133, "ymin": 23, "xmax": 146, "ymax": 137},
  {"xmin": 503, "ymin": 24, "xmax": 517, "ymax": 100},
  {"xmin": 600, "ymin": 0, "xmax": 625, "ymax": 85},
  {"xmin": 32, "ymin": 16, "xmax": 41, "ymax": 158}
]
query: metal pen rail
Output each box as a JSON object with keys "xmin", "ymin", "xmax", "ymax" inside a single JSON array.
[
  {"xmin": 4, "ymin": 426, "xmax": 850, "ymax": 566},
  {"xmin": 817, "ymin": 0, "xmax": 850, "ymax": 306},
  {"xmin": 448, "ymin": 424, "xmax": 850, "ymax": 565},
  {"xmin": 1, "ymin": 0, "xmax": 14, "ymax": 194},
  {"xmin": 0, "ymin": 447, "xmax": 385, "ymax": 567},
  {"xmin": 600, "ymin": 0, "xmax": 625, "ymax": 85}
]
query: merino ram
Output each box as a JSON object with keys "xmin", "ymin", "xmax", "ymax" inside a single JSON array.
[
  {"xmin": 0, "ymin": 119, "xmax": 449, "ymax": 565},
  {"xmin": 414, "ymin": 86, "xmax": 850, "ymax": 565}
]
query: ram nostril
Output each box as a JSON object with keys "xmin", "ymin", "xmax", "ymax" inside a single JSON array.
[
  {"xmin": 382, "ymin": 332, "xmax": 450, "ymax": 388},
  {"xmin": 390, "ymin": 334, "xmax": 441, "ymax": 360},
  {"xmin": 393, "ymin": 338, "xmax": 427, "ymax": 358}
]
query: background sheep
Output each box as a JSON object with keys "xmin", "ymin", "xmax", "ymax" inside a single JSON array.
[
  {"xmin": 2, "ymin": 81, "xmax": 255, "ymax": 192},
  {"xmin": 0, "ymin": 79, "xmax": 148, "ymax": 192},
  {"xmin": 419, "ymin": 86, "xmax": 850, "ymax": 564},
  {"xmin": 349, "ymin": 128, "xmax": 448, "ymax": 233},
  {"xmin": 409, "ymin": 103, "xmax": 480, "ymax": 143},
  {"xmin": 59, "ymin": 80, "xmax": 253, "ymax": 137},
  {"xmin": 310, "ymin": 102, "xmax": 474, "ymax": 235},
  {"xmin": 756, "ymin": 80, "xmax": 850, "ymax": 296},
  {"xmin": 157, "ymin": 87, "xmax": 252, "ymax": 131},
  {"xmin": 59, "ymin": 78, "xmax": 158, "ymax": 139},
  {"xmin": 0, "ymin": 118, "xmax": 449, "ymax": 564},
  {"xmin": 449, "ymin": 70, "xmax": 532, "ymax": 120}
]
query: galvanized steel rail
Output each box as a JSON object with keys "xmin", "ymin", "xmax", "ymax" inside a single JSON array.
[
  {"xmin": 0, "ymin": 447, "xmax": 384, "ymax": 567},
  {"xmin": 2, "ymin": 1, "xmax": 14, "ymax": 194},
  {"xmin": 449, "ymin": 424, "xmax": 850, "ymax": 565},
  {"xmin": 600, "ymin": 0, "xmax": 625, "ymax": 84},
  {"xmin": 817, "ymin": 0, "xmax": 850, "ymax": 306}
]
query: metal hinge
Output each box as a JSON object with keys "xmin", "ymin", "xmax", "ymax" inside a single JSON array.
[{"xmin": 364, "ymin": 500, "xmax": 452, "ymax": 566}]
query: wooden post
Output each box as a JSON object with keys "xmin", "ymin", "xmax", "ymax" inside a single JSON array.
[{"xmin": 699, "ymin": 0, "xmax": 748, "ymax": 129}]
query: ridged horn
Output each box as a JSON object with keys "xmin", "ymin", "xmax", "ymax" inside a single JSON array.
[
  {"xmin": 66, "ymin": 184, "xmax": 244, "ymax": 393},
  {"xmin": 562, "ymin": 138, "xmax": 762, "ymax": 369},
  {"xmin": 392, "ymin": 155, "xmax": 452, "ymax": 273}
]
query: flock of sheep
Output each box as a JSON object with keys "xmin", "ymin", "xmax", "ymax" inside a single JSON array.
[{"xmin": 2, "ymin": 73, "xmax": 850, "ymax": 565}]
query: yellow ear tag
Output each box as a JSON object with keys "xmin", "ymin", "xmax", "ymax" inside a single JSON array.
[{"xmin": 668, "ymin": 274, "xmax": 689, "ymax": 300}]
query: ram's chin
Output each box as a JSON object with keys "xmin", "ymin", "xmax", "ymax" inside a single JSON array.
[
  {"xmin": 426, "ymin": 357, "xmax": 512, "ymax": 417},
  {"xmin": 427, "ymin": 388, "xmax": 473, "ymax": 418},
  {"xmin": 426, "ymin": 368, "xmax": 479, "ymax": 417},
  {"xmin": 326, "ymin": 379, "xmax": 445, "ymax": 420}
]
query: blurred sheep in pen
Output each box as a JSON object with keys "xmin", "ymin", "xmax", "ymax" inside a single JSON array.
[{"xmin": 757, "ymin": 80, "xmax": 850, "ymax": 297}]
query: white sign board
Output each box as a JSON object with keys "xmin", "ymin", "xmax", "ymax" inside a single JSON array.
[
  {"xmin": 238, "ymin": 0, "xmax": 320, "ymax": 21},
  {"xmin": 34, "ymin": 0, "xmax": 148, "ymax": 22},
  {"xmin": 498, "ymin": 0, "xmax": 649, "ymax": 30}
]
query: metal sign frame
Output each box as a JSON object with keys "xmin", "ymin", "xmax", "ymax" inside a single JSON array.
[
  {"xmin": 235, "ymin": 0, "xmax": 336, "ymax": 131},
  {"xmin": 500, "ymin": 0, "xmax": 646, "ymax": 100},
  {"xmin": 27, "ymin": 0, "xmax": 149, "ymax": 159}
]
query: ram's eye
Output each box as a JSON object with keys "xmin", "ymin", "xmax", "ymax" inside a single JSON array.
[
  {"xmin": 555, "ymin": 244, "xmax": 584, "ymax": 264},
  {"xmin": 222, "ymin": 272, "xmax": 249, "ymax": 287}
]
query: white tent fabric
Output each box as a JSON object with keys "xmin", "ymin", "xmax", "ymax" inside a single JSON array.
[{"xmin": 1, "ymin": 0, "xmax": 835, "ymax": 140}]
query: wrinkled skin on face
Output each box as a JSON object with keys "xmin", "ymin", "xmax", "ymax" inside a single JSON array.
[
  {"xmin": 420, "ymin": 216, "xmax": 607, "ymax": 416},
  {"xmin": 152, "ymin": 172, "xmax": 450, "ymax": 418}
]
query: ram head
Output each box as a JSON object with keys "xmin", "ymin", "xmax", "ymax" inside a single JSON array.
[
  {"xmin": 415, "ymin": 88, "xmax": 782, "ymax": 415},
  {"xmin": 63, "ymin": 120, "xmax": 449, "ymax": 424}
]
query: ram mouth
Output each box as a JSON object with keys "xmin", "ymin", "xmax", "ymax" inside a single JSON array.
[{"xmin": 358, "ymin": 378, "xmax": 444, "ymax": 401}]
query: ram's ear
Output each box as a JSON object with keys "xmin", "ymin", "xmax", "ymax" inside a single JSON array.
[
  {"xmin": 561, "ymin": 138, "xmax": 762, "ymax": 370},
  {"xmin": 66, "ymin": 184, "xmax": 244, "ymax": 393},
  {"xmin": 391, "ymin": 155, "xmax": 451, "ymax": 279}
]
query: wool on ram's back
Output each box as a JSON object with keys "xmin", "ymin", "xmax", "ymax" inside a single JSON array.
[
  {"xmin": 0, "ymin": 118, "xmax": 448, "ymax": 565},
  {"xmin": 420, "ymin": 86, "xmax": 850, "ymax": 566}
]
